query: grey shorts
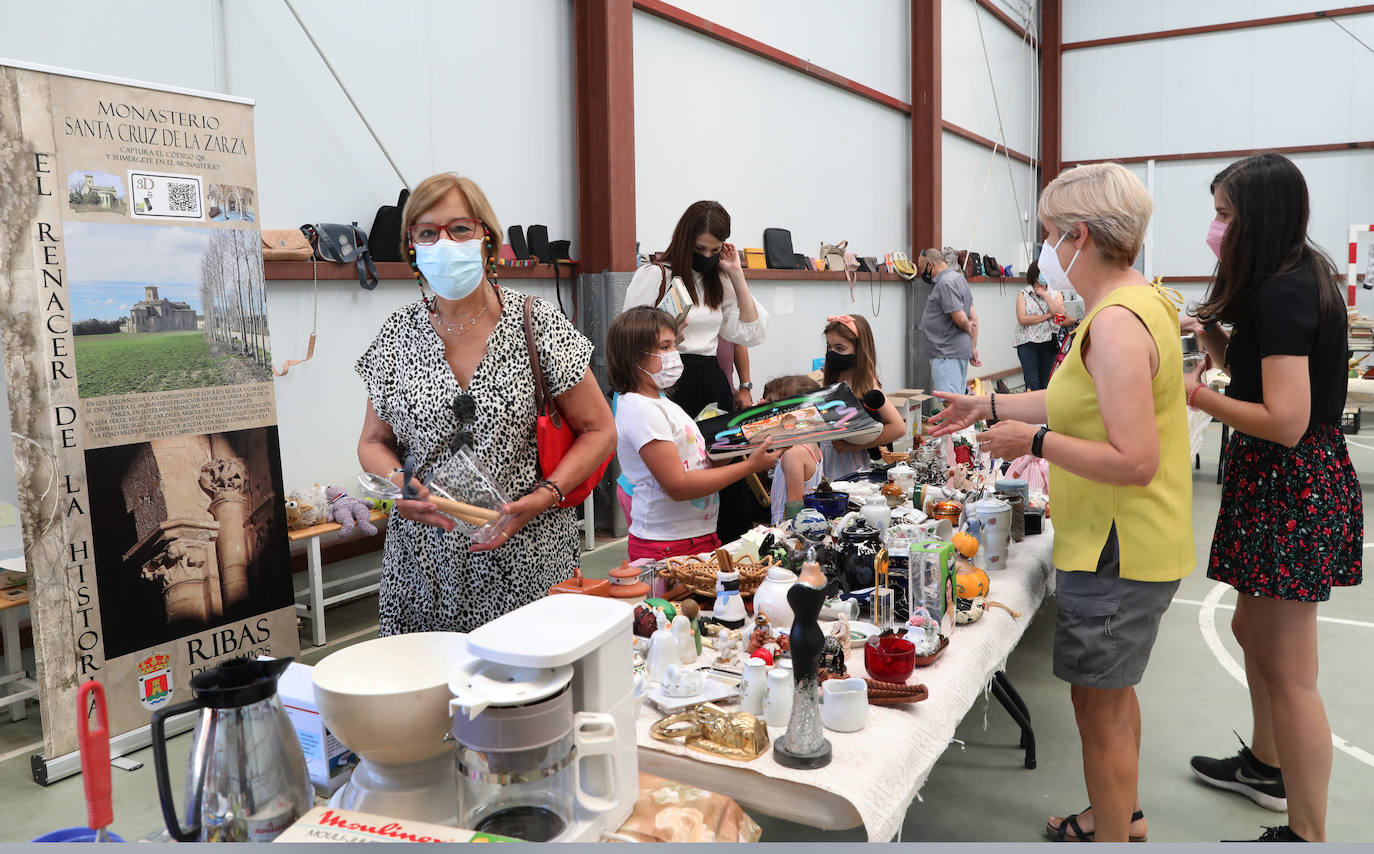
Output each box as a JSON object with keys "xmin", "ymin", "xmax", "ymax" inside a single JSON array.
[{"xmin": 1052, "ymin": 526, "xmax": 1179, "ymax": 689}]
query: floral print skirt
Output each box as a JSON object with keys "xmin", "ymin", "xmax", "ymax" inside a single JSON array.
[{"xmin": 1208, "ymin": 423, "xmax": 1362, "ymax": 601}]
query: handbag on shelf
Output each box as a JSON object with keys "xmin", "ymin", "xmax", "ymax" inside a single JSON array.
[
  {"xmin": 301, "ymin": 222, "xmax": 378, "ymax": 290},
  {"xmin": 367, "ymin": 188, "xmax": 409, "ymax": 262},
  {"xmin": 965, "ymin": 252, "xmax": 985, "ymax": 278},
  {"xmin": 261, "ymin": 228, "xmax": 312, "ymax": 261},
  {"xmin": 763, "ymin": 227, "xmax": 803, "ymax": 270},
  {"xmin": 522, "ymin": 295, "xmax": 612, "ymax": 507},
  {"xmin": 982, "ymin": 255, "xmax": 1001, "ymax": 279},
  {"xmin": 820, "ymin": 240, "xmax": 847, "ymax": 275}
]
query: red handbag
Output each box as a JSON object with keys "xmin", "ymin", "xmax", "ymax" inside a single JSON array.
[{"xmin": 522, "ymin": 295, "xmax": 612, "ymax": 507}]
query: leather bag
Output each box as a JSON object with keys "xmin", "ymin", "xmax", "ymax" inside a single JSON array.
[
  {"xmin": 301, "ymin": 222, "xmax": 378, "ymax": 290},
  {"xmin": 522, "ymin": 295, "xmax": 612, "ymax": 506}
]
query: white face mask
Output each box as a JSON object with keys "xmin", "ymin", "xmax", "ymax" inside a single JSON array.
[
  {"xmin": 415, "ymin": 238, "xmax": 485, "ymax": 300},
  {"xmin": 1038, "ymin": 230, "xmax": 1081, "ymax": 291},
  {"xmin": 642, "ymin": 349, "xmax": 683, "ymax": 389}
]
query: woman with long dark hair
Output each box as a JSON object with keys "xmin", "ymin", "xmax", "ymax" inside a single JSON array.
[
  {"xmin": 625, "ymin": 200, "xmax": 768, "ymax": 417},
  {"xmin": 624, "ymin": 201, "xmax": 770, "ymax": 540},
  {"xmin": 1183, "ymin": 153, "xmax": 1361, "ymax": 843}
]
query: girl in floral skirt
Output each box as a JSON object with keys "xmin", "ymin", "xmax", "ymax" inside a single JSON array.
[{"xmin": 1183, "ymin": 153, "xmax": 1361, "ymax": 843}]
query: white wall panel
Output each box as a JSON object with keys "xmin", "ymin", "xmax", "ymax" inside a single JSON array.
[
  {"xmin": 663, "ymin": 0, "xmax": 910, "ymax": 101},
  {"xmin": 634, "ymin": 12, "xmax": 910, "ymax": 262},
  {"xmin": 942, "ymin": 0, "xmax": 1040, "ymax": 157},
  {"xmin": 0, "ymin": 0, "xmax": 221, "ymax": 92},
  {"xmin": 227, "ymin": 0, "xmax": 577, "ymax": 240},
  {"xmin": 1063, "ymin": 15, "xmax": 1371, "ymax": 161},
  {"xmin": 941, "ymin": 133, "xmax": 1038, "ymax": 269},
  {"xmin": 1064, "ymin": 0, "xmax": 1370, "ymax": 43}
]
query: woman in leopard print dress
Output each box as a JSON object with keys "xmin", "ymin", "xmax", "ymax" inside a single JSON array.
[{"xmin": 355, "ymin": 173, "xmax": 615, "ymax": 634}]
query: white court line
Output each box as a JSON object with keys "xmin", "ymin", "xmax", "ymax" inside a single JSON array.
[
  {"xmin": 0, "ymin": 739, "xmax": 44, "ymax": 765},
  {"xmin": 1173, "ymin": 597, "xmax": 1374, "ymax": 629},
  {"xmin": 583, "ymin": 536, "xmax": 628, "ymax": 557},
  {"xmin": 1344, "ymin": 438, "xmax": 1374, "ymax": 452},
  {"xmin": 1195, "ymin": 582, "xmax": 1374, "ymax": 769}
]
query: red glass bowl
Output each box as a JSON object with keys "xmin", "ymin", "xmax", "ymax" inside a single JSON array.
[{"xmin": 864, "ymin": 635, "xmax": 916, "ymax": 683}]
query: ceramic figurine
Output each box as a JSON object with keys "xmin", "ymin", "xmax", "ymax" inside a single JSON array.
[
  {"xmin": 747, "ymin": 613, "xmax": 773, "ymax": 656},
  {"xmin": 671, "ymin": 614, "xmax": 697, "ymax": 664},
  {"xmin": 819, "ymin": 635, "xmax": 848, "ymax": 677},
  {"xmin": 645, "ymin": 628, "xmax": 681, "ymax": 684},
  {"xmin": 773, "ymin": 552, "xmax": 832, "ymax": 769},
  {"xmin": 829, "ymin": 613, "xmax": 852, "ymax": 654},
  {"xmin": 713, "ymin": 568, "xmax": 748, "ymax": 630},
  {"xmin": 678, "ymin": 599, "xmax": 703, "ymax": 655},
  {"xmin": 661, "ymin": 664, "xmax": 706, "ymax": 698},
  {"xmin": 714, "ymin": 628, "xmax": 742, "ymax": 666}
]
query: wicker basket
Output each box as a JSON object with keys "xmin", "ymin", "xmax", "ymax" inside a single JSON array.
[{"xmin": 661, "ymin": 549, "xmax": 774, "ymax": 599}]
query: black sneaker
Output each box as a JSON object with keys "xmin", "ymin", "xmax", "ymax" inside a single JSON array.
[
  {"xmin": 1190, "ymin": 734, "xmax": 1287, "ymax": 812},
  {"xmin": 1222, "ymin": 825, "xmax": 1306, "ymax": 842}
]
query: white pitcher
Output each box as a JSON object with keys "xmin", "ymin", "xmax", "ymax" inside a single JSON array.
[
  {"xmin": 752, "ymin": 566, "xmax": 798, "ymax": 630},
  {"xmin": 762, "ymin": 668, "xmax": 794, "ymax": 727},
  {"xmin": 739, "ymin": 658, "xmax": 768, "ymax": 716}
]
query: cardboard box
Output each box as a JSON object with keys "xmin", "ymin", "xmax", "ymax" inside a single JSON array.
[
  {"xmin": 276, "ymin": 661, "xmax": 357, "ymax": 793},
  {"xmin": 274, "ymin": 807, "xmax": 517, "ymax": 843}
]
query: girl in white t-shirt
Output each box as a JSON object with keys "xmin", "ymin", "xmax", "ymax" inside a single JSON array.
[{"xmin": 608, "ymin": 307, "xmax": 781, "ymax": 561}]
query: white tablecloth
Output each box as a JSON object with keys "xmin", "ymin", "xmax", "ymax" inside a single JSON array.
[{"xmin": 636, "ymin": 523, "xmax": 1057, "ymax": 842}]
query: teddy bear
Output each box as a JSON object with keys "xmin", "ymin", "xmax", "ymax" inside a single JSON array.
[
  {"xmin": 287, "ymin": 485, "xmax": 327, "ymax": 529},
  {"xmin": 325, "ymin": 486, "xmax": 378, "ymax": 537}
]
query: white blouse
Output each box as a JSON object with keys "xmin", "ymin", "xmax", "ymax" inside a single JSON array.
[{"xmin": 624, "ymin": 264, "xmax": 769, "ymax": 356}]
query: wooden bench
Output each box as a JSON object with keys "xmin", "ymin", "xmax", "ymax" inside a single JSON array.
[
  {"xmin": 0, "ymin": 572, "xmax": 38, "ymax": 722},
  {"xmin": 288, "ymin": 509, "xmax": 387, "ymax": 647}
]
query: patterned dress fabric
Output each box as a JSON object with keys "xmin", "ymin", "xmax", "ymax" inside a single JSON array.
[{"xmin": 355, "ymin": 288, "xmax": 592, "ymax": 633}]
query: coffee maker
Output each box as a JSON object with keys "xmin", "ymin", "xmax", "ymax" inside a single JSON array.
[{"xmin": 452, "ymin": 595, "xmax": 638, "ymax": 843}]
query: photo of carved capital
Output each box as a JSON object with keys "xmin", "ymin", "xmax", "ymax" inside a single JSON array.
[{"xmin": 198, "ymin": 457, "xmax": 246, "ymax": 499}]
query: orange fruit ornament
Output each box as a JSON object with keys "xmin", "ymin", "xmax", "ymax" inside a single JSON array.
[
  {"xmin": 956, "ymin": 566, "xmax": 990, "ymax": 599},
  {"xmin": 951, "ymin": 531, "xmax": 979, "ymax": 558}
]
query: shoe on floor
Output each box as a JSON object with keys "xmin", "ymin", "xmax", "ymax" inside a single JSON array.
[
  {"xmin": 1190, "ymin": 733, "xmax": 1287, "ymax": 812},
  {"xmin": 1222, "ymin": 825, "xmax": 1306, "ymax": 842}
]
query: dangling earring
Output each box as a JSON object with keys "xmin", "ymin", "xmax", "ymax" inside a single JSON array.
[
  {"xmin": 409, "ymin": 243, "xmax": 432, "ymax": 312},
  {"xmin": 486, "ymin": 236, "xmax": 499, "ymax": 286}
]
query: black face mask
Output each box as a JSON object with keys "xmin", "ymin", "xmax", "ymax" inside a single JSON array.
[
  {"xmin": 692, "ymin": 251, "xmax": 722, "ymax": 274},
  {"xmin": 921, "ymin": 268, "xmax": 934, "ymax": 284},
  {"xmin": 825, "ymin": 350, "xmax": 857, "ymax": 374}
]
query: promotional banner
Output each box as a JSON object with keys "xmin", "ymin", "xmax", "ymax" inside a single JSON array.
[{"xmin": 0, "ymin": 60, "xmax": 297, "ymax": 765}]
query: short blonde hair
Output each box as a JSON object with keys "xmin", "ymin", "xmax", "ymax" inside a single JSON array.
[
  {"xmin": 1038, "ymin": 163, "xmax": 1152, "ymax": 268},
  {"xmin": 400, "ymin": 173, "xmax": 504, "ymax": 260}
]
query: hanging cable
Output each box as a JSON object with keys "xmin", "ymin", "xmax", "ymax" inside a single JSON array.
[
  {"xmin": 972, "ymin": 0, "xmax": 1035, "ymax": 251},
  {"xmin": 1320, "ymin": 12, "xmax": 1374, "ymax": 56}
]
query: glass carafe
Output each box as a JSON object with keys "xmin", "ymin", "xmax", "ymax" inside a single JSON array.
[{"xmin": 457, "ymin": 734, "xmax": 576, "ymax": 842}]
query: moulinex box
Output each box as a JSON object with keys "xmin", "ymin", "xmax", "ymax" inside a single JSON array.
[{"xmin": 274, "ymin": 807, "xmax": 518, "ymax": 843}]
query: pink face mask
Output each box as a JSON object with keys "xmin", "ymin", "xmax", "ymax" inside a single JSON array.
[{"xmin": 1206, "ymin": 220, "xmax": 1227, "ymax": 258}]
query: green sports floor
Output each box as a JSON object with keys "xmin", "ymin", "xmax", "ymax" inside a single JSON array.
[{"xmin": 1, "ymin": 422, "xmax": 1370, "ymax": 843}]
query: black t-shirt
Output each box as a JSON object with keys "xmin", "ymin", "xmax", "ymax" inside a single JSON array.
[{"xmin": 1224, "ymin": 267, "xmax": 1347, "ymax": 430}]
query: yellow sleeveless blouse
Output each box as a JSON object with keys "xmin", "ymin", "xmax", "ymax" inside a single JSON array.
[{"xmin": 1044, "ymin": 285, "xmax": 1194, "ymax": 582}]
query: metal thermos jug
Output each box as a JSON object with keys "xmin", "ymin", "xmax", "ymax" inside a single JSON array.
[{"xmin": 151, "ymin": 657, "xmax": 312, "ymax": 842}]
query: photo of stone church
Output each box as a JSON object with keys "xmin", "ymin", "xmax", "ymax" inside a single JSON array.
[
  {"xmin": 66, "ymin": 170, "xmax": 127, "ymax": 214},
  {"xmin": 84, "ymin": 426, "xmax": 293, "ymax": 659},
  {"xmin": 121, "ymin": 285, "xmax": 200, "ymax": 333}
]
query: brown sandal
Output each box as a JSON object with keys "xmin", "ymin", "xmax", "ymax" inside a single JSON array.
[{"xmin": 1045, "ymin": 808, "xmax": 1148, "ymax": 843}]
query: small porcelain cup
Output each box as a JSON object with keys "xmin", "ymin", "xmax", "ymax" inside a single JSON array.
[{"xmin": 821, "ymin": 678, "xmax": 869, "ymax": 732}]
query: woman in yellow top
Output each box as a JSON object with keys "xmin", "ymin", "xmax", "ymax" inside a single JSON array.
[{"xmin": 931, "ymin": 163, "xmax": 1193, "ymax": 843}]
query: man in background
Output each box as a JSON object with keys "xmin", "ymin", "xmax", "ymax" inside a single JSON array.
[{"xmin": 918, "ymin": 248, "xmax": 980, "ymax": 396}]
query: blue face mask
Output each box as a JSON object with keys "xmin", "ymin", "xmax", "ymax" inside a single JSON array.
[{"xmin": 415, "ymin": 238, "xmax": 484, "ymax": 300}]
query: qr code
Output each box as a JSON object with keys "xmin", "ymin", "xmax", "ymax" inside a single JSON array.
[{"xmin": 167, "ymin": 182, "xmax": 198, "ymax": 212}]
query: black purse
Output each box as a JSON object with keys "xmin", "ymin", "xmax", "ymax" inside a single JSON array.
[
  {"xmin": 507, "ymin": 225, "xmax": 530, "ymax": 260},
  {"xmin": 763, "ymin": 227, "xmax": 803, "ymax": 270},
  {"xmin": 301, "ymin": 222, "xmax": 378, "ymax": 290},
  {"xmin": 367, "ymin": 189, "xmax": 408, "ymax": 262}
]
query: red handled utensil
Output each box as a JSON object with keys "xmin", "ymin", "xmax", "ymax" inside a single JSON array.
[{"xmin": 77, "ymin": 681, "xmax": 114, "ymax": 842}]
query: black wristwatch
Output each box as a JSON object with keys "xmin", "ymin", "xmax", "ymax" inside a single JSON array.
[{"xmin": 1031, "ymin": 426, "xmax": 1051, "ymax": 458}]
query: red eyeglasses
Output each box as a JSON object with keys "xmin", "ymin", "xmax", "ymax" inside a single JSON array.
[{"xmin": 407, "ymin": 218, "xmax": 487, "ymax": 246}]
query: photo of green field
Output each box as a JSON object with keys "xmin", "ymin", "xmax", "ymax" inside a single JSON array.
[
  {"xmin": 65, "ymin": 221, "xmax": 273, "ymax": 399},
  {"xmin": 74, "ymin": 332, "xmax": 230, "ymax": 397}
]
